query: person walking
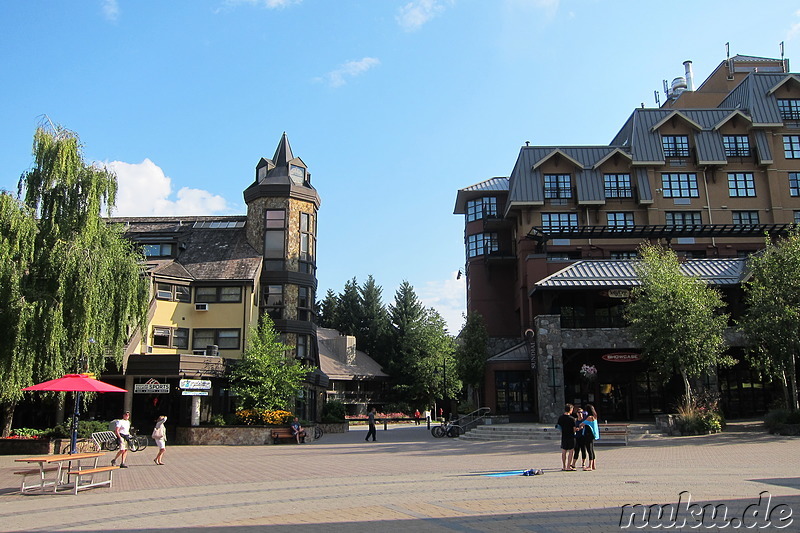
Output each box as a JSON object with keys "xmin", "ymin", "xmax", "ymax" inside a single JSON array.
[
  {"xmin": 556, "ymin": 404, "xmax": 576, "ymax": 471},
  {"xmin": 152, "ymin": 415, "xmax": 167, "ymax": 465},
  {"xmin": 111, "ymin": 411, "xmax": 131, "ymax": 468},
  {"xmin": 365, "ymin": 407, "xmax": 377, "ymax": 442},
  {"xmin": 579, "ymin": 404, "xmax": 600, "ymax": 471}
]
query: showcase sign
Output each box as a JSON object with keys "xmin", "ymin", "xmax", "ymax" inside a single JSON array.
[
  {"xmin": 179, "ymin": 379, "xmax": 211, "ymax": 390},
  {"xmin": 601, "ymin": 353, "xmax": 641, "ymax": 363}
]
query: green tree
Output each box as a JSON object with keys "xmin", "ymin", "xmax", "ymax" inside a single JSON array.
[
  {"xmin": 317, "ymin": 288, "xmax": 339, "ymax": 328},
  {"xmin": 625, "ymin": 243, "xmax": 732, "ymax": 401},
  {"xmin": 388, "ymin": 280, "xmax": 426, "ymax": 382},
  {"xmin": 411, "ymin": 308, "xmax": 461, "ymax": 405},
  {"xmin": 334, "ymin": 277, "xmax": 361, "ymax": 337},
  {"xmin": 358, "ymin": 275, "xmax": 391, "ymax": 366},
  {"xmin": 228, "ymin": 315, "xmax": 314, "ymax": 411},
  {"xmin": 739, "ymin": 230, "xmax": 800, "ymax": 411},
  {"xmin": 0, "ymin": 122, "xmax": 149, "ymax": 436},
  {"xmin": 456, "ymin": 311, "xmax": 489, "ymax": 406}
]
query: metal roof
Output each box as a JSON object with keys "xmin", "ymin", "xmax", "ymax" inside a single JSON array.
[
  {"xmin": 527, "ymin": 223, "xmax": 793, "ymax": 243},
  {"xmin": 453, "ymin": 177, "xmax": 509, "ymax": 214},
  {"xmin": 533, "ymin": 258, "xmax": 748, "ymax": 292}
]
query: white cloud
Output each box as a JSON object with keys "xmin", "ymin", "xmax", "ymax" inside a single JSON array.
[
  {"xmin": 319, "ymin": 57, "xmax": 381, "ymax": 88},
  {"xmin": 788, "ymin": 10, "xmax": 800, "ymax": 41},
  {"xmin": 105, "ymin": 159, "xmax": 232, "ymax": 217},
  {"xmin": 418, "ymin": 271, "xmax": 466, "ymax": 335},
  {"xmin": 101, "ymin": 0, "xmax": 120, "ymax": 22},
  {"xmin": 396, "ymin": 0, "xmax": 451, "ymax": 32}
]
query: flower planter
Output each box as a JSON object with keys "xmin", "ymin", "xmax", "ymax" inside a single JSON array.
[
  {"xmin": 0, "ymin": 438, "xmax": 58, "ymax": 455},
  {"xmin": 173, "ymin": 423, "xmax": 348, "ymax": 445}
]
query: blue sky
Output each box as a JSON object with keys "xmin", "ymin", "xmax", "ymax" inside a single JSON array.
[{"xmin": 1, "ymin": 1, "xmax": 799, "ymax": 334}]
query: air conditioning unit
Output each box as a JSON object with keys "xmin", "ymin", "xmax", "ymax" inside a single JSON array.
[
  {"xmin": 146, "ymin": 345, "xmax": 153, "ymax": 354},
  {"xmin": 192, "ymin": 349, "xmax": 207, "ymax": 355},
  {"xmin": 195, "ymin": 303, "xmax": 209, "ymax": 311}
]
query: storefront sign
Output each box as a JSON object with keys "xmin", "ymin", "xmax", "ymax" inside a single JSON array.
[
  {"xmin": 524, "ymin": 329, "xmax": 537, "ymax": 374},
  {"xmin": 181, "ymin": 390, "xmax": 209, "ymax": 396},
  {"xmin": 179, "ymin": 379, "xmax": 212, "ymax": 390},
  {"xmin": 601, "ymin": 352, "xmax": 641, "ymax": 363},
  {"xmin": 134, "ymin": 379, "xmax": 170, "ymax": 394}
]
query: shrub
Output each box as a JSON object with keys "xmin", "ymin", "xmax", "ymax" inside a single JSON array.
[
  {"xmin": 322, "ymin": 400, "xmax": 346, "ymax": 422},
  {"xmin": 210, "ymin": 414, "xmax": 226, "ymax": 426},
  {"xmin": 235, "ymin": 409, "xmax": 293, "ymax": 426},
  {"xmin": 10, "ymin": 428, "xmax": 45, "ymax": 438},
  {"xmin": 764, "ymin": 409, "xmax": 789, "ymax": 432},
  {"xmin": 675, "ymin": 392, "xmax": 725, "ymax": 435}
]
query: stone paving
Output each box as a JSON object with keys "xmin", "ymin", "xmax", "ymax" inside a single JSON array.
[{"xmin": 0, "ymin": 421, "xmax": 798, "ymax": 532}]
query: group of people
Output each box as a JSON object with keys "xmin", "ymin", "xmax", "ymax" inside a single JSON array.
[
  {"xmin": 110, "ymin": 411, "xmax": 168, "ymax": 468},
  {"xmin": 556, "ymin": 403, "xmax": 599, "ymax": 471}
]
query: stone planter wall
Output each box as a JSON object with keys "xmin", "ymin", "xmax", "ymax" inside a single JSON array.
[
  {"xmin": 0, "ymin": 438, "xmax": 58, "ymax": 455},
  {"xmin": 174, "ymin": 423, "xmax": 348, "ymax": 445},
  {"xmin": 317, "ymin": 422, "xmax": 348, "ymax": 434}
]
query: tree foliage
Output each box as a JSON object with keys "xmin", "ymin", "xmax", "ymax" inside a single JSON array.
[
  {"xmin": 456, "ymin": 311, "xmax": 489, "ymax": 403},
  {"xmin": 738, "ymin": 230, "xmax": 800, "ymax": 410},
  {"xmin": 409, "ymin": 308, "xmax": 461, "ymax": 404},
  {"xmin": 227, "ymin": 315, "xmax": 313, "ymax": 411},
  {"xmin": 625, "ymin": 244, "xmax": 732, "ymax": 399},
  {"xmin": 317, "ymin": 288, "xmax": 339, "ymax": 329},
  {"xmin": 0, "ymin": 122, "xmax": 149, "ymax": 436},
  {"xmin": 334, "ymin": 277, "xmax": 361, "ymax": 337},
  {"xmin": 357, "ymin": 275, "xmax": 391, "ymax": 365}
]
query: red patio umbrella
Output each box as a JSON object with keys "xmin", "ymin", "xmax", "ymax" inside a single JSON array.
[{"xmin": 22, "ymin": 374, "xmax": 128, "ymax": 454}]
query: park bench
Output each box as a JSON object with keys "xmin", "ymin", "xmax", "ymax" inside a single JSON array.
[
  {"xmin": 270, "ymin": 427, "xmax": 305, "ymax": 444},
  {"xmin": 66, "ymin": 465, "xmax": 118, "ymax": 495},
  {"xmin": 14, "ymin": 466, "xmax": 60, "ymax": 493},
  {"xmin": 597, "ymin": 423, "xmax": 628, "ymax": 445}
]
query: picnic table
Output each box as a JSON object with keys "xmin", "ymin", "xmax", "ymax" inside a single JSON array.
[{"xmin": 14, "ymin": 451, "xmax": 115, "ymax": 494}]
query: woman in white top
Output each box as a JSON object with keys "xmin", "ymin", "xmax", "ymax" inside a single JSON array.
[{"xmin": 152, "ymin": 415, "xmax": 167, "ymax": 465}]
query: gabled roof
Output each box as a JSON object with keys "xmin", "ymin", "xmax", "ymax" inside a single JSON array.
[
  {"xmin": 592, "ymin": 148, "xmax": 632, "ymax": 169},
  {"xmin": 454, "ymin": 177, "xmax": 509, "ymax": 214},
  {"xmin": 767, "ymin": 73, "xmax": 800, "ymax": 94},
  {"xmin": 712, "ymin": 110, "xmax": 753, "ymax": 130},
  {"xmin": 532, "ymin": 258, "xmax": 747, "ymax": 293},
  {"xmin": 532, "ymin": 149, "xmax": 584, "ymax": 170},
  {"xmin": 649, "ymin": 110, "xmax": 704, "ymax": 132},
  {"xmin": 317, "ymin": 327, "xmax": 389, "ymax": 380}
]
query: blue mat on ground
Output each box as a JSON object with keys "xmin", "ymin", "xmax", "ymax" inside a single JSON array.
[{"xmin": 482, "ymin": 469, "xmax": 543, "ymax": 477}]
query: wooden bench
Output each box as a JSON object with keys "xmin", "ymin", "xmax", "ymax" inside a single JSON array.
[
  {"xmin": 66, "ymin": 465, "xmax": 118, "ymax": 495},
  {"xmin": 14, "ymin": 466, "xmax": 60, "ymax": 493},
  {"xmin": 270, "ymin": 427, "xmax": 305, "ymax": 444},
  {"xmin": 597, "ymin": 423, "xmax": 629, "ymax": 445}
]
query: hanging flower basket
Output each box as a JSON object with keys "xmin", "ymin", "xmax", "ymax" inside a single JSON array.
[{"xmin": 580, "ymin": 364, "xmax": 598, "ymax": 381}]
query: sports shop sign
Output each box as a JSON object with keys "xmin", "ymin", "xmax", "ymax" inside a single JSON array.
[{"xmin": 134, "ymin": 378, "xmax": 170, "ymax": 394}]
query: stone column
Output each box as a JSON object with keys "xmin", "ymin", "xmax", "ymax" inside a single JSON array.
[
  {"xmin": 191, "ymin": 396, "xmax": 201, "ymax": 427},
  {"xmin": 535, "ymin": 315, "xmax": 564, "ymax": 423}
]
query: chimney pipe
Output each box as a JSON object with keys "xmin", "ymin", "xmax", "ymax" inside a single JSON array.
[{"xmin": 683, "ymin": 60, "xmax": 694, "ymax": 91}]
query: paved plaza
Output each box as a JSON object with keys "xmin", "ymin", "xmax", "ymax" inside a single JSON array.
[{"xmin": 1, "ymin": 421, "xmax": 798, "ymax": 532}]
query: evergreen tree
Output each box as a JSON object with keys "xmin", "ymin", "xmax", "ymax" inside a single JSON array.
[
  {"xmin": 411, "ymin": 308, "xmax": 461, "ymax": 405},
  {"xmin": 0, "ymin": 122, "xmax": 149, "ymax": 436},
  {"xmin": 335, "ymin": 277, "xmax": 361, "ymax": 336},
  {"xmin": 358, "ymin": 275, "xmax": 391, "ymax": 366},
  {"xmin": 625, "ymin": 244, "xmax": 732, "ymax": 402},
  {"xmin": 388, "ymin": 280, "xmax": 426, "ymax": 387},
  {"xmin": 739, "ymin": 230, "xmax": 800, "ymax": 411},
  {"xmin": 227, "ymin": 315, "xmax": 313, "ymax": 411},
  {"xmin": 317, "ymin": 288, "xmax": 339, "ymax": 328}
]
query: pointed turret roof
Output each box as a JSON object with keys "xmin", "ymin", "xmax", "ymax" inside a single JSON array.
[{"xmin": 272, "ymin": 132, "xmax": 294, "ymax": 167}]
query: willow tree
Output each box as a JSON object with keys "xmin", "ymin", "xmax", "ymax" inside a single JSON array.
[
  {"xmin": 0, "ymin": 121, "xmax": 149, "ymax": 436},
  {"xmin": 739, "ymin": 230, "xmax": 800, "ymax": 411},
  {"xmin": 625, "ymin": 244, "xmax": 732, "ymax": 402}
]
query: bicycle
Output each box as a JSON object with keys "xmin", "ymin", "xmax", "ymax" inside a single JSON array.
[
  {"xmin": 61, "ymin": 438, "xmax": 100, "ymax": 455},
  {"xmin": 126, "ymin": 427, "xmax": 149, "ymax": 452},
  {"xmin": 431, "ymin": 420, "xmax": 462, "ymax": 438},
  {"xmin": 313, "ymin": 425, "xmax": 323, "ymax": 440}
]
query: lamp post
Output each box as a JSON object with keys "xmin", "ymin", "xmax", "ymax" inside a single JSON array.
[{"xmin": 70, "ymin": 338, "xmax": 95, "ymax": 454}]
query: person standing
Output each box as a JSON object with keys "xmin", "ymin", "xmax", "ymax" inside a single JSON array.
[
  {"xmin": 556, "ymin": 404, "xmax": 576, "ymax": 471},
  {"xmin": 111, "ymin": 411, "xmax": 131, "ymax": 468},
  {"xmin": 365, "ymin": 407, "xmax": 377, "ymax": 442},
  {"xmin": 580, "ymin": 404, "xmax": 600, "ymax": 471},
  {"xmin": 571, "ymin": 407, "xmax": 587, "ymax": 470},
  {"xmin": 151, "ymin": 415, "xmax": 167, "ymax": 465},
  {"xmin": 414, "ymin": 409, "xmax": 421, "ymax": 425}
]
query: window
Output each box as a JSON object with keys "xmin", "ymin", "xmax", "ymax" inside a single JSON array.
[
  {"xmin": 543, "ymin": 174, "xmax": 572, "ymax": 199},
  {"xmin": 494, "ymin": 371, "xmax": 532, "ymax": 414},
  {"xmin": 794, "ymin": 211, "xmax": 800, "ymax": 224},
  {"xmin": 466, "ymin": 233, "xmax": 499, "ymax": 258},
  {"xmin": 790, "ymin": 173, "xmax": 800, "ymax": 196},
  {"xmin": 152, "ymin": 327, "xmax": 188, "ymax": 349},
  {"xmin": 610, "ymin": 251, "xmax": 638, "ymax": 259},
  {"xmin": 665, "ymin": 211, "xmax": 702, "ymax": 226},
  {"xmin": 604, "ymin": 174, "xmax": 632, "ymax": 198},
  {"xmin": 296, "ymin": 334, "xmax": 308, "ymax": 361},
  {"xmin": 607, "ymin": 212, "xmax": 634, "ymax": 227},
  {"xmin": 541, "ymin": 213, "xmax": 578, "ymax": 230},
  {"xmin": 264, "ymin": 209, "xmax": 286, "ymax": 258},
  {"xmin": 192, "ymin": 329, "xmax": 240, "ymax": 351},
  {"xmin": 732, "ymin": 211, "xmax": 759, "ymax": 225},
  {"xmin": 546, "ymin": 251, "xmax": 581, "ymax": 261},
  {"xmin": 300, "ymin": 212, "xmax": 315, "ymax": 263},
  {"xmin": 142, "ymin": 243, "xmax": 174, "ymax": 257},
  {"xmin": 722, "ymin": 135, "xmax": 751, "ymax": 157},
  {"xmin": 662, "ymin": 135, "xmax": 690, "ymax": 157},
  {"xmin": 728, "ymin": 173, "xmax": 756, "ymax": 197},
  {"xmin": 784, "ymin": 136, "xmax": 800, "ymax": 159},
  {"xmin": 661, "ymin": 173, "xmax": 699, "ymax": 198},
  {"xmin": 155, "ymin": 283, "xmax": 191, "ymax": 302},
  {"xmin": 466, "ymin": 197, "xmax": 498, "ymax": 222},
  {"xmin": 298, "ymin": 286, "xmax": 313, "ymax": 321},
  {"xmin": 264, "ymin": 285, "xmax": 283, "ymax": 321},
  {"xmin": 778, "ymin": 99, "xmax": 800, "ymax": 120},
  {"xmin": 195, "ymin": 286, "xmax": 242, "ymax": 303}
]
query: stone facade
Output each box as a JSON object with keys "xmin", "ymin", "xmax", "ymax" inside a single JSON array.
[{"xmin": 534, "ymin": 315, "xmax": 564, "ymax": 423}]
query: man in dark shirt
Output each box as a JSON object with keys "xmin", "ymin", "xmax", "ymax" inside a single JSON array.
[
  {"xmin": 556, "ymin": 403, "xmax": 576, "ymax": 471},
  {"xmin": 365, "ymin": 407, "xmax": 377, "ymax": 442}
]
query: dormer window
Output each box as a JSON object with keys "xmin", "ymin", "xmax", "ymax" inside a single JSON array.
[
  {"xmin": 466, "ymin": 197, "xmax": 497, "ymax": 222},
  {"xmin": 543, "ymin": 174, "xmax": 572, "ymax": 199},
  {"xmin": 257, "ymin": 166, "xmax": 267, "ymax": 180},
  {"xmin": 662, "ymin": 135, "xmax": 690, "ymax": 157},
  {"xmin": 143, "ymin": 243, "xmax": 174, "ymax": 257},
  {"xmin": 778, "ymin": 99, "xmax": 800, "ymax": 121},
  {"xmin": 289, "ymin": 164, "xmax": 305, "ymax": 185},
  {"xmin": 722, "ymin": 135, "xmax": 751, "ymax": 157}
]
